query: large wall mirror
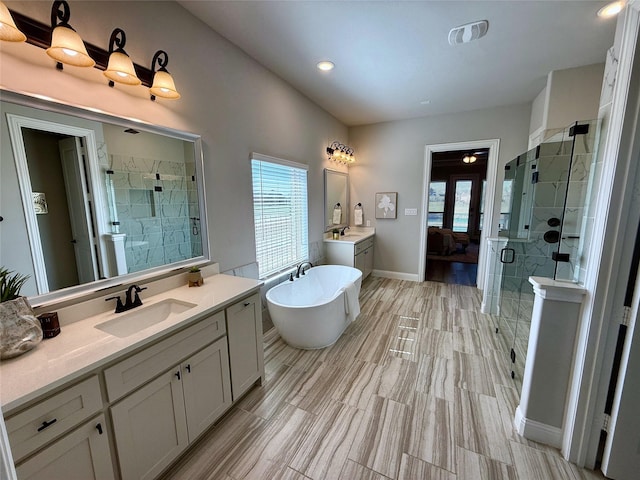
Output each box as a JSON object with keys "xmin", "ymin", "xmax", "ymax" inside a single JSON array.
[
  {"xmin": 324, "ymin": 169, "xmax": 349, "ymax": 232},
  {"xmin": 0, "ymin": 91, "xmax": 209, "ymax": 306}
]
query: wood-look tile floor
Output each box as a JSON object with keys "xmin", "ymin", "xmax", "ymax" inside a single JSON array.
[{"xmin": 162, "ymin": 277, "xmax": 606, "ymax": 480}]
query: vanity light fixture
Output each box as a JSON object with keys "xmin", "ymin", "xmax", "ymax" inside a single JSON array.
[
  {"xmin": 149, "ymin": 50, "xmax": 181, "ymax": 100},
  {"xmin": 462, "ymin": 153, "xmax": 477, "ymax": 164},
  {"xmin": 326, "ymin": 141, "xmax": 355, "ymax": 165},
  {"xmin": 104, "ymin": 28, "xmax": 141, "ymax": 87},
  {"xmin": 46, "ymin": 0, "xmax": 94, "ymax": 69},
  {"xmin": 0, "ymin": 1, "xmax": 26, "ymax": 42},
  {"xmin": 3, "ymin": 2, "xmax": 177, "ymax": 100}
]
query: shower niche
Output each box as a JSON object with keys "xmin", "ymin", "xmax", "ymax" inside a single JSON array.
[{"xmin": 484, "ymin": 119, "xmax": 600, "ymax": 392}]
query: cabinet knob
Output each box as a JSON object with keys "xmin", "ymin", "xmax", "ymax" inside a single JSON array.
[
  {"xmin": 186, "ymin": 364, "xmax": 191, "ymax": 373},
  {"xmin": 37, "ymin": 418, "xmax": 57, "ymax": 432},
  {"xmin": 243, "ymin": 302, "xmax": 251, "ymax": 307},
  {"xmin": 96, "ymin": 423, "xmax": 103, "ymax": 435},
  {"xmin": 175, "ymin": 370, "xmax": 181, "ymax": 380}
]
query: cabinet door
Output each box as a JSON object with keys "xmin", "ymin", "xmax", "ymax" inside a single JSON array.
[
  {"xmin": 181, "ymin": 337, "xmax": 232, "ymax": 441},
  {"xmin": 111, "ymin": 369, "xmax": 188, "ymax": 480},
  {"xmin": 226, "ymin": 293, "xmax": 264, "ymax": 400},
  {"xmin": 364, "ymin": 246, "xmax": 374, "ymax": 278},
  {"xmin": 354, "ymin": 251, "xmax": 366, "ymax": 276},
  {"xmin": 16, "ymin": 414, "xmax": 114, "ymax": 480}
]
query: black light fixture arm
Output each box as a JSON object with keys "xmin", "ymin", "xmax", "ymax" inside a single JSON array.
[
  {"xmin": 51, "ymin": 0, "xmax": 71, "ymax": 29},
  {"xmin": 108, "ymin": 28, "xmax": 127, "ymax": 54},
  {"xmin": 152, "ymin": 50, "xmax": 169, "ymax": 73}
]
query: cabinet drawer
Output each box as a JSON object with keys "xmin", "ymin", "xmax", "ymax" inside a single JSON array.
[
  {"xmin": 355, "ymin": 237, "xmax": 374, "ymax": 255},
  {"xmin": 104, "ymin": 311, "xmax": 225, "ymax": 402},
  {"xmin": 6, "ymin": 375, "xmax": 102, "ymax": 463}
]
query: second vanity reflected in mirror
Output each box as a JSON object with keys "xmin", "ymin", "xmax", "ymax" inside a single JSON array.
[
  {"xmin": 324, "ymin": 169, "xmax": 349, "ymax": 232},
  {"xmin": 0, "ymin": 91, "xmax": 209, "ymax": 306}
]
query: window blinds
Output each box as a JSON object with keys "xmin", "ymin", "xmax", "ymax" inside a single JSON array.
[{"xmin": 251, "ymin": 155, "xmax": 309, "ymax": 279}]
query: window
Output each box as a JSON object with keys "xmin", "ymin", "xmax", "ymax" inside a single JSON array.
[
  {"xmin": 251, "ymin": 154, "xmax": 309, "ymax": 279},
  {"xmin": 452, "ymin": 179, "xmax": 472, "ymax": 232},
  {"xmin": 428, "ymin": 181, "xmax": 446, "ymax": 227}
]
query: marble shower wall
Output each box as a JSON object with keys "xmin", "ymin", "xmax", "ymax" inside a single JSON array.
[{"xmin": 110, "ymin": 154, "xmax": 197, "ymax": 273}]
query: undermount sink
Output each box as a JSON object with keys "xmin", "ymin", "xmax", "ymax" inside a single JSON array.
[{"xmin": 95, "ymin": 298, "xmax": 197, "ymax": 338}]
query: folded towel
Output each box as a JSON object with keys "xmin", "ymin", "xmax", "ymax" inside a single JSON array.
[
  {"xmin": 354, "ymin": 206, "xmax": 363, "ymax": 226},
  {"xmin": 332, "ymin": 205, "xmax": 342, "ymax": 225},
  {"xmin": 344, "ymin": 282, "xmax": 361, "ymax": 323}
]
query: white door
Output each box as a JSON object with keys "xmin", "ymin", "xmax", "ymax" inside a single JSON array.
[
  {"xmin": 58, "ymin": 137, "xmax": 98, "ymax": 284},
  {"xmin": 601, "ymin": 267, "xmax": 640, "ymax": 479}
]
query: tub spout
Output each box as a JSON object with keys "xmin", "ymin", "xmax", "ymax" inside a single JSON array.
[{"xmin": 296, "ymin": 261, "xmax": 314, "ymax": 278}]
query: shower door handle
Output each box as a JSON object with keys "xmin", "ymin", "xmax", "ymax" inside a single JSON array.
[{"xmin": 500, "ymin": 248, "xmax": 515, "ymax": 264}]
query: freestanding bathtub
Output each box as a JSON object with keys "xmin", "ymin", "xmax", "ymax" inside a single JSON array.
[{"xmin": 266, "ymin": 265, "xmax": 363, "ymax": 349}]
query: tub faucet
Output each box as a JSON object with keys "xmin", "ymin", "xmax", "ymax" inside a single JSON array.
[
  {"xmin": 296, "ymin": 261, "xmax": 313, "ymax": 278},
  {"xmin": 340, "ymin": 226, "xmax": 350, "ymax": 236}
]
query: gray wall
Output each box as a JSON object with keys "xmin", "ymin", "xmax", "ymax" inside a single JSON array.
[
  {"xmin": 1, "ymin": 1, "xmax": 347, "ymax": 293},
  {"xmin": 348, "ymin": 103, "xmax": 531, "ymax": 276}
]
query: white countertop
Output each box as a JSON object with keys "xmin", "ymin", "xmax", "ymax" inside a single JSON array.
[
  {"xmin": 0, "ymin": 273, "xmax": 262, "ymax": 414},
  {"xmin": 323, "ymin": 227, "xmax": 375, "ymax": 244}
]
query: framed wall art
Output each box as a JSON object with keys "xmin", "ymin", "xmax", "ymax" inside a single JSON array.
[{"xmin": 375, "ymin": 192, "xmax": 397, "ymax": 219}]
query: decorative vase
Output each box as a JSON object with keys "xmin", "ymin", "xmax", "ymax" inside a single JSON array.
[
  {"xmin": 0, "ymin": 296, "xmax": 43, "ymax": 359},
  {"xmin": 187, "ymin": 271, "xmax": 203, "ymax": 287}
]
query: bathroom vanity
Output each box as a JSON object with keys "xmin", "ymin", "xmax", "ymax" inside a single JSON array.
[
  {"xmin": 324, "ymin": 229, "xmax": 375, "ymax": 279},
  {"xmin": 1, "ymin": 269, "xmax": 264, "ymax": 480}
]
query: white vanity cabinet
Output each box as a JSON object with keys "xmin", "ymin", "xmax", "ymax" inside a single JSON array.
[
  {"xmin": 109, "ymin": 313, "xmax": 232, "ymax": 480},
  {"xmin": 2, "ymin": 278, "xmax": 264, "ymax": 480},
  {"xmin": 325, "ymin": 235, "xmax": 374, "ymax": 279},
  {"xmin": 226, "ymin": 292, "xmax": 264, "ymax": 400}
]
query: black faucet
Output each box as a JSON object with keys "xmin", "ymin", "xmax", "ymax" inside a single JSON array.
[
  {"xmin": 295, "ymin": 261, "xmax": 314, "ymax": 278},
  {"xmin": 340, "ymin": 226, "xmax": 350, "ymax": 236},
  {"xmin": 125, "ymin": 284, "xmax": 147, "ymax": 309},
  {"xmin": 105, "ymin": 284, "xmax": 147, "ymax": 313}
]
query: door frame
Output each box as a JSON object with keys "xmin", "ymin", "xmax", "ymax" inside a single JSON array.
[
  {"xmin": 5, "ymin": 114, "xmax": 105, "ymax": 293},
  {"xmin": 420, "ymin": 139, "xmax": 500, "ymax": 290}
]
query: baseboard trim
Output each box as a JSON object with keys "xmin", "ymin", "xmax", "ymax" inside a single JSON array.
[
  {"xmin": 372, "ymin": 270, "xmax": 420, "ymax": 282},
  {"xmin": 514, "ymin": 406, "xmax": 563, "ymax": 448}
]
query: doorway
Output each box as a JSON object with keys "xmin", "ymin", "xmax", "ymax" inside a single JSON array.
[
  {"xmin": 419, "ymin": 139, "xmax": 500, "ymax": 289},
  {"xmin": 425, "ymin": 150, "xmax": 487, "ymax": 285},
  {"xmin": 6, "ymin": 114, "xmax": 106, "ymax": 294}
]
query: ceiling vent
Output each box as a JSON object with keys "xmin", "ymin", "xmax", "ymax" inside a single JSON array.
[{"xmin": 448, "ymin": 20, "xmax": 489, "ymax": 45}]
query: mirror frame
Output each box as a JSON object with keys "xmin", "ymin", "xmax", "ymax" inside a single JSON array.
[
  {"xmin": 0, "ymin": 89, "xmax": 210, "ymax": 307},
  {"xmin": 324, "ymin": 168, "xmax": 349, "ymax": 232}
]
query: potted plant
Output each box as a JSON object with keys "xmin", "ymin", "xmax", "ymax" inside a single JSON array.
[
  {"xmin": 0, "ymin": 267, "xmax": 42, "ymax": 359},
  {"xmin": 187, "ymin": 266, "xmax": 203, "ymax": 287}
]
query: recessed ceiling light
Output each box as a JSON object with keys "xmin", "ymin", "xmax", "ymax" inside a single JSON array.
[
  {"xmin": 420, "ymin": 100, "xmax": 431, "ymax": 105},
  {"xmin": 317, "ymin": 61, "xmax": 335, "ymax": 71},
  {"xmin": 597, "ymin": 1, "xmax": 624, "ymax": 18}
]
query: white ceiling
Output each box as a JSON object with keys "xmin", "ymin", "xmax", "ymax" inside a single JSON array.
[{"xmin": 179, "ymin": 1, "xmax": 617, "ymax": 127}]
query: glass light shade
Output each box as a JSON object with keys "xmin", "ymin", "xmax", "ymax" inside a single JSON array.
[
  {"xmin": 150, "ymin": 70, "xmax": 181, "ymax": 99},
  {"xmin": 0, "ymin": 2, "xmax": 26, "ymax": 42},
  {"xmin": 46, "ymin": 25, "xmax": 95, "ymax": 67},
  {"xmin": 104, "ymin": 51, "xmax": 141, "ymax": 85}
]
